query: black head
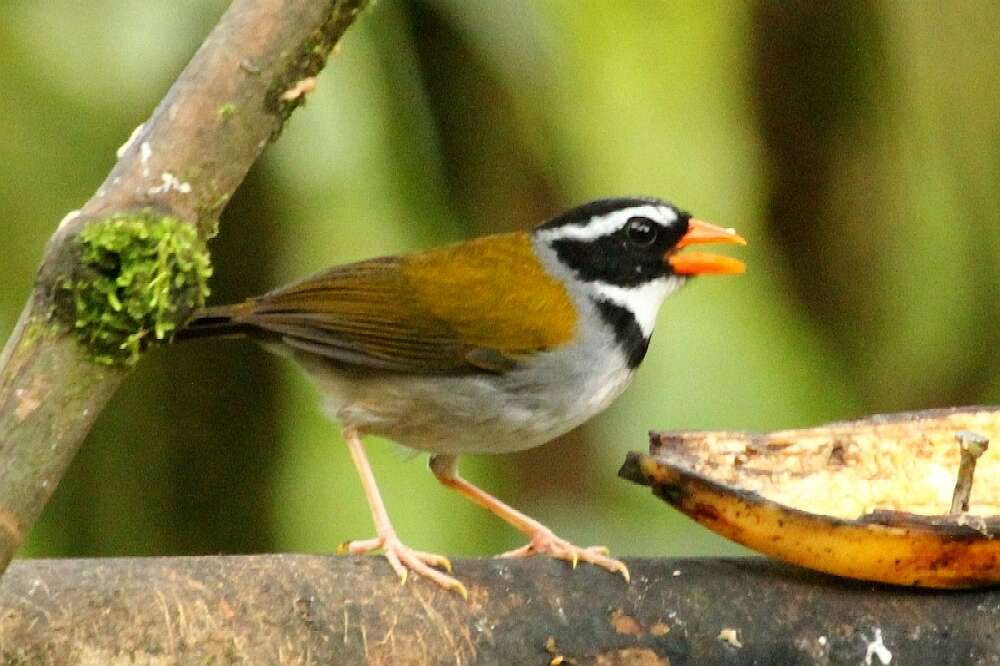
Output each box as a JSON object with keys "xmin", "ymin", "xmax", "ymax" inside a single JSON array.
[
  {"xmin": 533, "ymin": 197, "xmax": 745, "ymax": 370},
  {"xmin": 534, "ymin": 197, "xmax": 691, "ymax": 287}
]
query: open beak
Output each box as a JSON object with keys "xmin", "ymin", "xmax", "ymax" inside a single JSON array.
[{"xmin": 667, "ymin": 218, "xmax": 747, "ymax": 275}]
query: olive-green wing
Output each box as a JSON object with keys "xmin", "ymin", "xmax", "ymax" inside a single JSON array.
[{"xmin": 238, "ymin": 233, "xmax": 577, "ymax": 374}]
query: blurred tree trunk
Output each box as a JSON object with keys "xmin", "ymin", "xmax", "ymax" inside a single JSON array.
[
  {"xmin": 751, "ymin": 1, "xmax": 998, "ymax": 408},
  {"xmin": 164, "ymin": 165, "xmax": 284, "ymax": 552},
  {"xmin": 404, "ymin": 0, "xmax": 595, "ymax": 526},
  {"xmin": 37, "ymin": 166, "xmax": 286, "ymax": 556},
  {"xmin": 751, "ymin": 1, "xmax": 890, "ymax": 364}
]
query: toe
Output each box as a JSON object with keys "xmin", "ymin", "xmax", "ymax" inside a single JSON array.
[
  {"xmin": 577, "ymin": 549, "xmax": 630, "ymax": 582},
  {"xmin": 338, "ymin": 537, "xmax": 383, "ymax": 556},
  {"xmin": 338, "ymin": 534, "xmax": 466, "ymax": 596},
  {"xmin": 383, "ymin": 546, "xmax": 408, "ymax": 584},
  {"xmin": 417, "ymin": 565, "xmax": 468, "ymax": 599},
  {"xmin": 395, "ymin": 549, "xmax": 467, "ymax": 599},
  {"xmin": 500, "ymin": 532, "xmax": 631, "ymax": 582},
  {"xmin": 498, "ymin": 543, "xmax": 534, "ymax": 559},
  {"xmin": 410, "ymin": 549, "xmax": 453, "ymax": 573}
]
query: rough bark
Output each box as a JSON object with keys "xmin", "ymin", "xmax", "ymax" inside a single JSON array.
[
  {"xmin": 0, "ymin": 0, "xmax": 366, "ymax": 572},
  {"xmin": 0, "ymin": 555, "xmax": 997, "ymax": 664}
]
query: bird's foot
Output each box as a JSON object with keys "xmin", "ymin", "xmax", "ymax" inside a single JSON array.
[
  {"xmin": 499, "ymin": 529, "xmax": 630, "ymax": 582},
  {"xmin": 338, "ymin": 532, "xmax": 468, "ymax": 599}
]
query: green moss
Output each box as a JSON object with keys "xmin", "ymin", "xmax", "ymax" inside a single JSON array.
[
  {"xmin": 216, "ymin": 102, "xmax": 236, "ymax": 122},
  {"xmin": 65, "ymin": 211, "xmax": 213, "ymax": 366},
  {"xmin": 21, "ymin": 317, "xmax": 55, "ymax": 349}
]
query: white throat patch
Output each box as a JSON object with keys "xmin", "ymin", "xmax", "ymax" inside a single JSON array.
[{"xmin": 592, "ymin": 277, "xmax": 685, "ymax": 337}]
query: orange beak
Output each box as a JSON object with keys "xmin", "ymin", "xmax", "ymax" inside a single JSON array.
[{"xmin": 667, "ymin": 218, "xmax": 747, "ymax": 275}]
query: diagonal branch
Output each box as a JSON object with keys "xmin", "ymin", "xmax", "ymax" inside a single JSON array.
[{"xmin": 0, "ymin": 0, "xmax": 367, "ymax": 572}]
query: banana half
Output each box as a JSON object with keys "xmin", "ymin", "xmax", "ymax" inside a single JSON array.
[{"xmin": 619, "ymin": 406, "xmax": 1000, "ymax": 588}]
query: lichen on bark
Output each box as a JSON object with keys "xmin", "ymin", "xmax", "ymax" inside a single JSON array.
[{"xmin": 264, "ymin": 0, "xmax": 368, "ymax": 132}]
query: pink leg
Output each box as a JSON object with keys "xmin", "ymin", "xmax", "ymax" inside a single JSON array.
[
  {"xmin": 338, "ymin": 428, "xmax": 467, "ymax": 598},
  {"xmin": 429, "ymin": 455, "xmax": 630, "ymax": 582}
]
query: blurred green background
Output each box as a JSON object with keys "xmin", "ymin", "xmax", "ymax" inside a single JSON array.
[{"xmin": 1, "ymin": 1, "xmax": 998, "ymax": 562}]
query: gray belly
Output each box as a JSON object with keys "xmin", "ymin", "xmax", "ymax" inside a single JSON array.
[{"xmin": 302, "ymin": 344, "xmax": 635, "ymax": 455}]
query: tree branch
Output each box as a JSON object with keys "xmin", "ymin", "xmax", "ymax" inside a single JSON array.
[
  {"xmin": 0, "ymin": 0, "xmax": 366, "ymax": 572},
  {"xmin": 0, "ymin": 555, "xmax": 995, "ymax": 664}
]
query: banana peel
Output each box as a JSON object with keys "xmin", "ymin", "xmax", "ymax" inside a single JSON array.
[{"xmin": 619, "ymin": 406, "xmax": 1000, "ymax": 588}]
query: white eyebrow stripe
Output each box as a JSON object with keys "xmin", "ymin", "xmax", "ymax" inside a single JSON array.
[{"xmin": 536, "ymin": 205, "xmax": 676, "ymax": 242}]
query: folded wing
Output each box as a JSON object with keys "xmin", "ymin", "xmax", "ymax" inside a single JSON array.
[{"xmin": 237, "ymin": 233, "xmax": 577, "ymax": 374}]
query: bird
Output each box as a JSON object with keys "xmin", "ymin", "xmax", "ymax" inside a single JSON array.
[{"xmin": 179, "ymin": 196, "xmax": 745, "ymax": 597}]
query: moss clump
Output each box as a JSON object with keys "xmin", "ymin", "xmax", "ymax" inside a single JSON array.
[
  {"xmin": 66, "ymin": 211, "xmax": 213, "ymax": 366},
  {"xmin": 216, "ymin": 102, "xmax": 236, "ymax": 122}
]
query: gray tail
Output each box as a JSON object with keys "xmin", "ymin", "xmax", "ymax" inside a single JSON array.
[{"xmin": 175, "ymin": 304, "xmax": 251, "ymax": 341}]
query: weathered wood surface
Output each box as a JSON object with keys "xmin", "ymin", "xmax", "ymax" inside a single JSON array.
[{"xmin": 0, "ymin": 555, "xmax": 997, "ymax": 664}]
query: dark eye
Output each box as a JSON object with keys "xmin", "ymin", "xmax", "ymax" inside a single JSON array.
[{"xmin": 625, "ymin": 217, "xmax": 658, "ymax": 247}]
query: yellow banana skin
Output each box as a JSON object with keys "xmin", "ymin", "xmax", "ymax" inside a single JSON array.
[
  {"xmin": 620, "ymin": 407, "xmax": 1000, "ymax": 589},
  {"xmin": 624, "ymin": 453, "xmax": 1000, "ymax": 588}
]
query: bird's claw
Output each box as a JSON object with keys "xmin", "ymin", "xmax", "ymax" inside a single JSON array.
[
  {"xmin": 499, "ymin": 531, "xmax": 630, "ymax": 582},
  {"xmin": 339, "ymin": 533, "xmax": 466, "ymax": 598}
]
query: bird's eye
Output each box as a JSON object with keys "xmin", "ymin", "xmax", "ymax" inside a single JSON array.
[{"xmin": 625, "ymin": 217, "xmax": 658, "ymax": 247}]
